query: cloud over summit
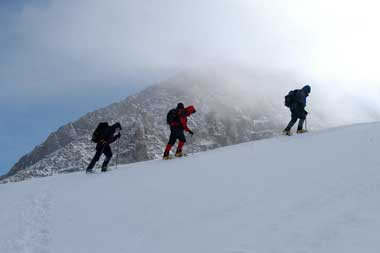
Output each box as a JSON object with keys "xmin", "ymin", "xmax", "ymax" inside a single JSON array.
[{"xmin": 1, "ymin": 0, "xmax": 379, "ymax": 102}]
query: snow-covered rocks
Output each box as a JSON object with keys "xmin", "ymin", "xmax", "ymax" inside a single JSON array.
[{"xmin": 2, "ymin": 70, "xmax": 293, "ymax": 183}]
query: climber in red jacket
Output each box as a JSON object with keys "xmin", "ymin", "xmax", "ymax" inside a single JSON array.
[{"xmin": 163, "ymin": 103, "xmax": 196, "ymax": 159}]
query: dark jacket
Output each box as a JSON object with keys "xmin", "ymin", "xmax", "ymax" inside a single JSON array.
[
  {"xmin": 290, "ymin": 86, "xmax": 310, "ymax": 110},
  {"xmin": 290, "ymin": 86, "xmax": 311, "ymax": 119},
  {"xmin": 96, "ymin": 123, "xmax": 121, "ymax": 150}
]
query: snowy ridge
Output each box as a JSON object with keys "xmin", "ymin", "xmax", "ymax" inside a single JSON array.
[{"xmin": 1, "ymin": 122, "xmax": 380, "ymax": 252}]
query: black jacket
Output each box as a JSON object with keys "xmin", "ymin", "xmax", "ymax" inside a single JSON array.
[
  {"xmin": 290, "ymin": 86, "xmax": 311, "ymax": 119},
  {"xmin": 96, "ymin": 123, "xmax": 121, "ymax": 149}
]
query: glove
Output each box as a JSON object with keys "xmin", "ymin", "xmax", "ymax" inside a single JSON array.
[
  {"xmin": 115, "ymin": 133, "xmax": 121, "ymax": 139},
  {"xmin": 100, "ymin": 139, "xmax": 107, "ymax": 145},
  {"xmin": 188, "ymin": 130, "xmax": 194, "ymax": 136}
]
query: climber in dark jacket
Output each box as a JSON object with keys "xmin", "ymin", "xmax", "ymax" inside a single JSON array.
[
  {"xmin": 86, "ymin": 122, "xmax": 122, "ymax": 172},
  {"xmin": 283, "ymin": 85, "xmax": 311, "ymax": 135}
]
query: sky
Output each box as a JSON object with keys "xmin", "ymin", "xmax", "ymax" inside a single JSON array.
[{"xmin": 1, "ymin": 0, "xmax": 380, "ymax": 175}]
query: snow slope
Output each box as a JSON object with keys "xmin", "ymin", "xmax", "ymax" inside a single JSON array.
[{"xmin": 1, "ymin": 122, "xmax": 380, "ymax": 253}]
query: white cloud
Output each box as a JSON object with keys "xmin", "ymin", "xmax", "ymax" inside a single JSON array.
[{"xmin": 1, "ymin": 0, "xmax": 379, "ymax": 102}]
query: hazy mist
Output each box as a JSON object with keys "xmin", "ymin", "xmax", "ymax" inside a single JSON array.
[{"xmin": 1, "ymin": 0, "xmax": 379, "ymax": 113}]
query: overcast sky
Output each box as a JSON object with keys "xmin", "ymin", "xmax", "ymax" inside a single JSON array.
[{"xmin": 1, "ymin": 0, "xmax": 379, "ymax": 175}]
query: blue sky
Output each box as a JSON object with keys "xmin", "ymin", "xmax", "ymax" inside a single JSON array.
[{"xmin": 1, "ymin": 0, "xmax": 379, "ymax": 176}]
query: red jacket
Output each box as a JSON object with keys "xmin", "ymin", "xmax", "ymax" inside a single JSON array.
[{"xmin": 170, "ymin": 105, "xmax": 196, "ymax": 132}]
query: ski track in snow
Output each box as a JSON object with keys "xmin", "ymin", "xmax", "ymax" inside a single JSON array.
[{"xmin": 1, "ymin": 182, "xmax": 53, "ymax": 253}]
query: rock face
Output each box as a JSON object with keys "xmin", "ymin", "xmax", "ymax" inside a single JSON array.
[{"xmin": 0, "ymin": 68, "xmax": 309, "ymax": 183}]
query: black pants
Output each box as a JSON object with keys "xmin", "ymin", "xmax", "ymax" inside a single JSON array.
[
  {"xmin": 285, "ymin": 107, "xmax": 307, "ymax": 131},
  {"xmin": 168, "ymin": 126, "xmax": 186, "ymax": 145},
  {"xmin": 87, "ymin": 144, "xmax": 113, "ymax": 171}
]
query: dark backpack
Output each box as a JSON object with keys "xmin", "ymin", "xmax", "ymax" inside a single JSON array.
[
  {"xmin": 167, "ymin": 108, "xmax": 180, "ymax": 125},
  {"xmin": 285, "ymin": 90, "xmax": 296, "ymax": 107},
  {"xmin": 91, "ymin": 122, "xmax": 109, "ymax": 143}
]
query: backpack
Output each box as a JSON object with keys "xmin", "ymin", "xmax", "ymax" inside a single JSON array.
[
  {"xmin": 167, "ymin": 108, "xmax": 180, "ymax": 125},
  {"xmin": 91, "ymin": 122, "xmax": 109, "ymax": 143},
  {"xmin": 284, "ymin": 90, "xmax": 296, "ymax": 107}
]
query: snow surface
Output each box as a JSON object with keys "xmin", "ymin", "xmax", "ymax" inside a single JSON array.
[{"xmin": 1, "ymin": 122, "xmax": 380, "ymax": 253}]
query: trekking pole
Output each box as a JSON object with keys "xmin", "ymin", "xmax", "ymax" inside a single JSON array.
[
  {"xmin": 305, "ymin": 118, "xmax": 308, "ymax": 131},
  {"xmin": 190, "ymin": 134, "xmax": 194, "ymax": 155},
  {"xmin": 115, "ymin": 133, "xmax": 121, "ymax": 170},
  {"xmin": 99, "ymin": 144, "xmax": 106, "ymax": 170}
]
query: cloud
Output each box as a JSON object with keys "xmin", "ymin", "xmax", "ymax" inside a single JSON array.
[
  {"xmin": 0, "ymin": 0, "xmax": 298, "ymax": 100},
  {"xmin": 1, "ymin": 0, "xmax": 379, "ymax": 103}
]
